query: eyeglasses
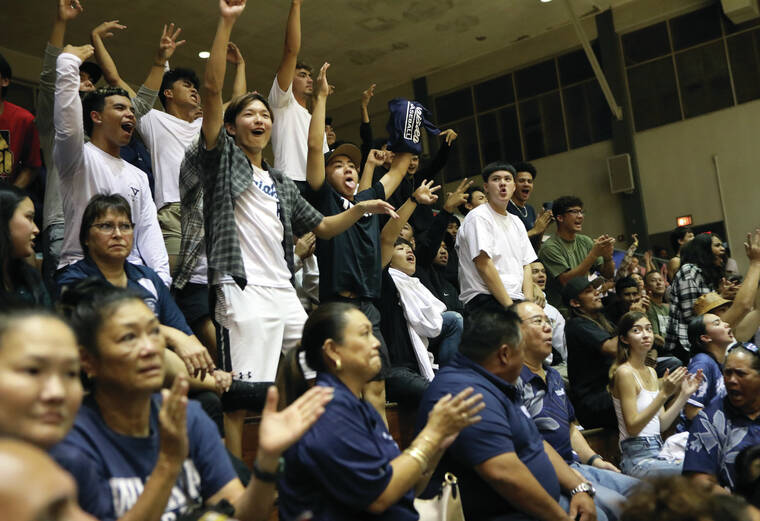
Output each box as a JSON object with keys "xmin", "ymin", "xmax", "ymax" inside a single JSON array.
[
  {"xmin": 91, "ymin": 222, "xmax": 134, "ymax": 234},
  {"xmin": 564, "ymin": 209, "xmax": 585, "ymax": 216},
  {"xmin": 522, "ymin": 315, "xmax": 552, "ymax": 328}
]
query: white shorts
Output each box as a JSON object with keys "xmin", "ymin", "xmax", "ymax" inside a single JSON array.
[{"xmin": 216, "ymin": 283, "xmax": 307, "ymax": 382}]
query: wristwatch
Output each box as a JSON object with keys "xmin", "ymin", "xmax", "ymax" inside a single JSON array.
[
  {"xmin": 570, "ymin": 482, "xmax": 596, "ymax": 498},
  {"xmin": 252, "ymin": 457, "xmax": 285, "ymax": 483}
]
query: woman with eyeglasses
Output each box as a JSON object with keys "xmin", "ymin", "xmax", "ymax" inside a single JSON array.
[
  {"xmin": 609, "ymin": 311, "xmax": 702, "ymax": 478},
  {"xmin": 57, "ymin": 194, "xmax": 218, "ymax": 384},
  {"xmin": 0, "ymin": 184, "xmax": 51, "ymax": 310},
  {"xmin": 683, "ymin": 342, "xmax": 760, "ymax": 493}
]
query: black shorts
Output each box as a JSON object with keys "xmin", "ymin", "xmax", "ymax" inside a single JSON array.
[{"xmin": 173, "ymin": 282, "xmax": 211, "ymax": 326}]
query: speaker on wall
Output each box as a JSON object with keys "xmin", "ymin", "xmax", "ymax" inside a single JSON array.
[
  {"xmin": 607, "ymin": 153, "xmax": 634, "ymax": 194},
  {"xmin": 721, "ymin": 0, "xmax": 760, "ymax": 24}
]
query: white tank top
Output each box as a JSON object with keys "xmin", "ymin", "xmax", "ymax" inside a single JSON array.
[{"xmin": 613, "ymin": 367, "xmax": 661, "ymax": 443}]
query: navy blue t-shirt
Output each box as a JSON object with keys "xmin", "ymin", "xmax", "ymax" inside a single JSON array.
[
  {"xmin": 517, "ymin": 364, "xmax": 577, "ymax": 463},
  {"xmin": 278, "ymin": 372, "xmax": 417, "ymax": 521},
  {"xmin": 677, "ymin": 353, "xmax": 725, "ymax": 432},
  {"xmin": 507, "ymin": 200, "xmax": 537, "ymax": 231},
  {"xmin": 57, "ymin": 257, "xmax": 192, "ymax": 335},
  {"xmin": 50, "ymin": 395, "xmax": 236, "ymax": 521},
  {"xmin": 307, "ymin": 181, "xmax": 385, "ymax": 301},
  {"xmin": 416, "ymin": 352, "xmax": 560, "ymax": 520}
]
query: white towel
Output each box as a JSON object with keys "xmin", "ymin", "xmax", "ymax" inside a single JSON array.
[{"xmin": 388, "ymin": 268, "xmax": 447, "ymax": 380}]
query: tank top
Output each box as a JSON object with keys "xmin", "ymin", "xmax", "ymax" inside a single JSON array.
[{"xmin": 613, "ymin": 366, "xmax": 661, "ymax": 443}]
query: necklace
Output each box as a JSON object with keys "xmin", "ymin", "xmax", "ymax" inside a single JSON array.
[{"xmin": 511, "ymin": 200, "xmax": 528, "ymax": 218}]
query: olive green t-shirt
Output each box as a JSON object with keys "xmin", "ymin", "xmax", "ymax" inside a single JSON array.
[{"xmin": 538, "ymin": 233, "xmax": 603, "ymax": 314}]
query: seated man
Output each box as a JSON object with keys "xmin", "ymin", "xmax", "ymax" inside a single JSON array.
[
  {"xmin": 456, "ymin": 162, "xmax": 536, "ymax": 314},
  {"xmin": 515, "ymin": 300, "xmax": 639, "ymax": 521},
  {"xmin": 417, "ymin": 307, "xmax": 603, "ymax": 521},
  {"xmin": 564, "ymin": 277, "xmax": 619, "ymax": 429},
  {"xmin": 684, "ymin": 342, "xmax": 760, "ymax": 492},
  {"xmin": 644, "ymin": 270, "xmax": 670, "ymax": 342},
  {"xmin": 530, "ymin": 261, "xmax": 566, "ymax": 367},
  {"xmin": 538, "ymin": 196, "xmax": 615, "ymax": 314}
]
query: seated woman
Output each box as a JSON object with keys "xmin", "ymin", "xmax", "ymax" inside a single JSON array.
[
  {"xmin": 0, "ymin": 309, "xmax": 82, "ymax": 449},
  {"xmin": 278, "ymin": 302, "xmax": 484, "ymax": 520},
  {"xmin": 56, "ymin": 194, "xmax": 215, "ymax": 381},
  {"xmin": 684, "ymin": 342, "xmax": 760, "ymax": 493},
  {"xmin": 676, "ymin": 314, "xmax": 734, "ymax": 432},
  {"xmin": 51, "ymin": 282, "xmax": 332, "ymax": 521},
  {"xmin": 609, "ymin": 311, "xmax": 702, "ymax": 478},
  {"xmin": 0, "ymin": 185, "xmax": 51, "ymax": 309}
]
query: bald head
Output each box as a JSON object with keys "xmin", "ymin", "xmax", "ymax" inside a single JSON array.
[{"xmin": 0, "ymin": 439, "xmax": 95, "ymax": 521}]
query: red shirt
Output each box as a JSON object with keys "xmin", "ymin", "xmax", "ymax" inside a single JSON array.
[{"xmin": 0, "ymin": 101, "xmax": 42, "ymax": 183}]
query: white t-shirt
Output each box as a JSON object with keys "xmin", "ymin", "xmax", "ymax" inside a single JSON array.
[
  {"xmin": 268, "ymin": 76, "xmax": 328, "ymax": 182},
  {"xmin": 233, "ymin": 165, "xmax": 292, "ymax": 287},
  {"xmin": 456, "ymin": 203, "xmax": 537, "ymax": 304},
  {"xmin": 53, "ymin": 53, "xmax": 170, "ymax": 285},
  {"xmin": 137, "ymin": 109, "xmax": 202, "ymax": 210}
]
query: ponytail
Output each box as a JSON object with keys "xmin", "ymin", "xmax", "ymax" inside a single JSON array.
[{"xmin": 277, "ymin": 344, "xmax": 309, "ymax": 407}]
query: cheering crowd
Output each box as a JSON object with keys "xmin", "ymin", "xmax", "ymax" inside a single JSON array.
[{"xmin": 2, "ymin": 1, "xmax": 760, "ymax": 520}]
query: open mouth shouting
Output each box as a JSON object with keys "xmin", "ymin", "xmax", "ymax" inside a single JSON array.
[{"xmin": 121, "ymin": 121, "xmax": 135, "ymax": 136}]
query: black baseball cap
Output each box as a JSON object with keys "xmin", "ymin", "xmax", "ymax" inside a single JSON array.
[{"xmin": 562, "ymin": 276, "xmax": 595, "ymax": 306}]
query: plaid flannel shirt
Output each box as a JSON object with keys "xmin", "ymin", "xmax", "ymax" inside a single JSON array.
[
  {"xmin": 174, "ymin": 129, "xmax": 323, "ymax": 290},
  {"xmin": 665, "ymin": 263, "xmax": 711, "ymax": 353}
]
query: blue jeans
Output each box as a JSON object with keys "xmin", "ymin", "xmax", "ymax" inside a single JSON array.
[
  {"xmin": 620, "ymin": 435, "xmax": 683, "ymax": 478},
  {"xmin": 435, "ymin": 311, "xmax": 463, "ymax": 366},
  {"xmin": 571, "ymin": 461, "xmax": 640, "ymax": 521}
]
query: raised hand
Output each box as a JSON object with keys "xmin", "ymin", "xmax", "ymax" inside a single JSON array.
[
  {"xmin": 157, "ymin": 23, "xmax": 186, "ymax": 63},
  {"xmin": 91, "ymin": 20, "xmax": 126, "ymax": 40},
  {"xmin": 358, "ymin": 199, "xmax": 399, "ymax": 219},
  {"xmin": 257, "ymin": 385, "xmax": 333, "ymax": 459},
  {"xmin": 745, "ymin": 229, "xmax": 760, "ymax": 263},
  {"xmin": 443, "ymin": 178, "xmax": 473, "ymax": 213},
  {"xmin": 661, "ymin": 366, "xmax": 688, "ymax": 397},
  {"xmin": 424, "ymin": 387, "xmax": 485, "ymax": 446},
  {"xmin": 220, "ymin": 0, "xmax": 246, "ymax": 20},
  {"xmin": 412, "ymin": 179, "xmax": 441, "ymax": 206},
  {"xmin": 158, "ymin": 375, "xmax": 189, "ymax": 465},
  {"xmin": 361, "ymin": 83, "xmax": 376, "ymax": 108},
  {"xmin": 313, "ymin": 62, "xmax": 331, "ymax": 99},
  {"xmin": 226, "ymin": 42, "xmax": 244, "ymax": 64},
  {"xmin": 631, "ymin": 233, "xmax": 639, "ymax": 247},
  {"xmin": 62, "ymin": 44, "xmax": 94, "ymax": 62},
  {"xmin": 365, "ymin": 149, "xmax": 387, "ymax": 168},
  {"xmin": 439, "ymin": 128, "xmax": 458, "ymax": 146},
  {"xmin": 533, "ymin": 209, "xmax": 554, "ymax": 234},
  {"xmin": 719, "ymin": 278, "xmax": 739, "ymax": 300},
  {"xmin": 58, "ymin": 0, "xmax": 83, "ymax": 21}
]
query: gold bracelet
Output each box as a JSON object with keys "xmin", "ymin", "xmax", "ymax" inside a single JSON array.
[{"xmin": 404, "ymin": 447, "xmax": 429, "ymax": 473}]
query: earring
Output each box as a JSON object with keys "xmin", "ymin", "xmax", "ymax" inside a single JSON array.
[{"xmin": 335, "ymin": 358, "xmax": 342, "ymax": 371}]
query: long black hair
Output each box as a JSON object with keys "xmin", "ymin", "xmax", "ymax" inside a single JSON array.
[
  {"xmin": 0, "ymin": 185, "xmax": 46, "ymax": 309},
  {"xmin": 680, "ymin": 233, "xmax": 725, "ymax": 289}
]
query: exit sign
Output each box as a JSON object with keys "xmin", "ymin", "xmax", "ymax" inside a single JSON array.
[{"xmin": 677, "ymin": 215, "xmax": 693, "ymax": 227}]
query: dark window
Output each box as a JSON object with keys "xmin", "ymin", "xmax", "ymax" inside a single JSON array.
[
  {"xmin": 442, "ymin": 118, "xmax": 480, "ymax": 182},
  {"xmin": 558, "ymin": 42, "xmax": 599, "ymax": 86},
  {"xmin": 474, "ymin": 74, "xmax": 515, "ymax": 112},
  {"xmin": 563, "ymin": 81, "xmax": 613, "ymax": 149},
  {"xmin": 670, "ymin": 5, "xmax": 722, "ymax": 51},
  {"xmin": 519, "ymin": 92, "xmax": 567, "ymax": 159},
  {"xmin": 622, "ymin": 22, "xmax": 670, "ymax": 66},
  {"xmin": 675, "ymin": 41, "xmax": 732, "ymax": 118},
  {"xmin": 434, "ymin": 88, "xmax": 473, "ymax": 124},
  {"xmin": 728, "ymin": 29, "xmax": 760, "ymax": 103},
  {"xmin": 478, "ymin": 106, "xmax": 522, "ymax": 164},
  {"xmin": 627, "ymin": 57, "xmax": 681, "ymax": 131},
  {"xmin": 515, "ymin": 59, "xmax": 558, "ymax": 98}
]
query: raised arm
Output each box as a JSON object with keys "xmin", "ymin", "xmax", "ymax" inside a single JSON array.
[
  {"xmin": 50, "ymin": 0, "xmax": 82, "ymax": 48},
  {"xmin": 53, "ymin": 46, "xmax": 93, "ymax": 179},
  {"xmin": 305, "ymin": 62, "xmax": 330, "ymax": 191},
  {"xmin": 141, "ymin": 23, "xmax": 186, "ymax": 92},
  {"xmin": 721, "ymin": 230, "xmax": 760, "ymax": 328},
  {"xmin": 313, "ymin": 199, "xmax": 398, "ymax": 239},
  {"xmin": 380, "ymin": 180, "xmax": 440, "ymax": 267},
  {"xmin": 378, "ymin": 152, "xmax": 413, "ymax": 199},
  {"xmin": 90, "ymin": 21, "xmax": 136, "ymax": 97},
  {"xmin": 275, "ymin": 0, "xmax": 303, "ymax": 91},
  {"xmin": 226, "ymin": 42, "xmax": 247, "ymax": 99},
  {"xmin": 359, "ymin": 149, "xmax": 386, "ymax": 193},
  {"xmin": 202, "ymin": 0, "xmax": 246, "ymax": 150},
  {"xmin": 359, "ymin": 83, "xmax": 375, "ymax": 167}
]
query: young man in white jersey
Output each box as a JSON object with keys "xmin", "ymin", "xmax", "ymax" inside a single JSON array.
[
  {"xmin": 268, "ymin": 0, "xmax": 329, "ymax": 188},
  {"xmin": 456, "ymin": 162, "xmax": 537, "ymax": 315},
  {"xmin": 53, "ymin": 44, "xmax": 171, "ymax": 285}
]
